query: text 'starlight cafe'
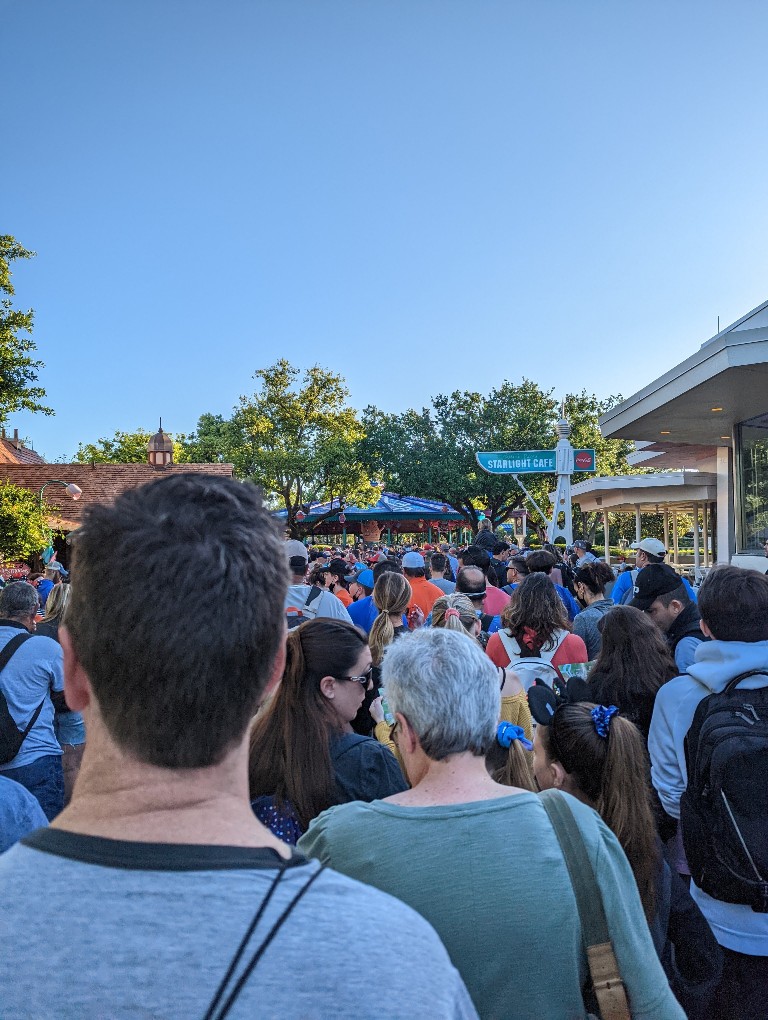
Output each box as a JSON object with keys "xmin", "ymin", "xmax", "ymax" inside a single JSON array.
[{"xmin": 600, "ymin": 298, "xmax": 768, "ymax": 569}]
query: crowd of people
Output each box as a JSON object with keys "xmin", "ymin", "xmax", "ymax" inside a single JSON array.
[{"xmin": 0, "ymin": 475, "xmax": 766, "ymax": 1018}]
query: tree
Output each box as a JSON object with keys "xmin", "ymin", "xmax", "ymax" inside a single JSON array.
[
  {"xmin": 178, "ymin": 413, "xmax": 239, "ymax": 464},
  {"xmin": 0, "ymin": 236, "xmax": 53, "ymax": 427},
  {"xmin": 73, "ymin": 428, "xmax": 186, "ymax": 464},
  {"xmin": 0, "ymin": 483, "xmax": 51, "ymax": 561},
  {"xmin": 229, "ymin": 360, "xmax": 378, "ymax": 535},
  {"xmin": 360, "ymin": 380, "xmax": 559, "ymax": 532}
]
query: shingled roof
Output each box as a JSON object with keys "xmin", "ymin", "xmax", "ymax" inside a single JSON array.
[
  {"xmin": 0, "ymin": 430, "xmax": 46, "ymax": 465},
  {"xmin": 0, "ymin": 462, "xmax": 235, "ymax": 530}
]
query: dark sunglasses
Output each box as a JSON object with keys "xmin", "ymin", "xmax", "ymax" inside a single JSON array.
[{"xmin": 335, "ymin": 666, "xmax": 373, "ymax": 686}]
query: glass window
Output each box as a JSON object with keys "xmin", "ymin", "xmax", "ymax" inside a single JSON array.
[{"xmin": 738, "ymin": 414, "xmax": 768, "ymax": 553}]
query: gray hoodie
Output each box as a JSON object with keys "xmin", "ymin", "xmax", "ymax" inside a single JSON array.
[{"xmin": 648, "ymin": 638, "xmax": 768, "ymax": 954}]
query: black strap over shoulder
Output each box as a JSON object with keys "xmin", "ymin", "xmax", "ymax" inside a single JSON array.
[
  {"xmin": 0, "ymin": 632, "xmax": 33, "ymax": 672},
  {"xmin": 724, "ymin": 669, "xmax": 768, "ymax": 694}
]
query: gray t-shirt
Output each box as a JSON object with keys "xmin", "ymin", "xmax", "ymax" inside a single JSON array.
[{"xmin": 0, "ymin": 829, "xmax": 476, "ymax": 1019}]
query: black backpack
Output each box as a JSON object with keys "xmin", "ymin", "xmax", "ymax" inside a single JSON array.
[
  {"xmin": 0, "ymin": 632, "xmax": 45, "ymax": 766},
  {"xmin": 681, "ymin": 669, "xmax": 768, "ymax": 912}
]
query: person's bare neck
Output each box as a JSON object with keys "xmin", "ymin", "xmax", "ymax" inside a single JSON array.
[
  {"xmin": 385, "ymin": 752, "xmax": 527, "ymax": 807},
  {"xmin": 52, "ymin": 722, "xmax": 290, "ymax": 858}
]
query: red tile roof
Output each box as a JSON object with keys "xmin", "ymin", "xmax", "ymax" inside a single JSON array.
[
  {"xmin": 0, "ymin": 463, "xmax": 235, "ymax": 529},
  {"xmin": 0, "ymin": 439, "xmax": 46, "ymax": 465}
]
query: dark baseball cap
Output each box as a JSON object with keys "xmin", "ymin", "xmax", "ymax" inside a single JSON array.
[{"xmin": 630, "ymin": 564, "xmax": 684, "ymax": 611}]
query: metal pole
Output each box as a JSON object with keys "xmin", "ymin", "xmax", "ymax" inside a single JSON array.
[
  {"xmin": 693, "ymin": 502, "xmax": 701, "ymax": 582},
  {"xmin": 603, "ymin": 510, "xmax": 610, "ymax": 567},
  {"xmin": 663, "ymin": 507, "xmax": 670, "ymax": 554},
  {"xmin": 702, "ymin": 503, "xmax": 709, "ymax": 568},
  {"xmin": 672, "ymin": 510, "xmax": 680, "ymax": 563},
  {"xmin": 634, "ymin": 505, "xmax": 642, "ymax": 543}
]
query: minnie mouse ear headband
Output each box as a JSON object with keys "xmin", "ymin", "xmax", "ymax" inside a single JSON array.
[
  {"xmin": 527, "ymin": 676, "xmax": 590, "ymax": 727},
  {"xmin": 528, "ymin": 681, "xmax": 620, "ymax": 740}
]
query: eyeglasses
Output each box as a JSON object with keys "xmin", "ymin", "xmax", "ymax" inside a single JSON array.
[{"xmin": 334, "ymin": 666, "xmax": 373, "ymax": 686}]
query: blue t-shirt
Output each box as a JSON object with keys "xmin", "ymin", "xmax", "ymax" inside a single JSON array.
[
  {"xmin": 0, "ymin": 776, "xmax": 47, "ymax": 853},
  {"xmin": 612, "ymin": 569, "xmax": 697, "ymax": 606},
  {"xmin": 0, "ymin": 624, "xmax": 64, "ymax": 770}
]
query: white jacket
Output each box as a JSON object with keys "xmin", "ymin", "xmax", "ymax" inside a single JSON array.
[{"xmin": 648, "ymin": 638, "xmax": 768, "ymax": 954}]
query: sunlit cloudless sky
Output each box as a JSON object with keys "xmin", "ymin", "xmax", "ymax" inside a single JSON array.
[{"xmin": 4, "ymin": 0, "xmax": 768, "ymax": 460}]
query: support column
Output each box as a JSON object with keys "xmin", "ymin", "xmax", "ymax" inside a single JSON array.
[
  {"xmin": 672, "ymin": 510, "xmax": 680, "ymax": 563},
  {"xmin": 635, "ymin": 505, "xmax": 642, "ymax": 543},
  {"xmin": 692, "ymin": 502, "xmax": 701, "ymax": 582},
  {"xmin": 716, "ymin": 445, "xmax": 736, "ymax": 563},
  {"xmin": 663, "ymin": 507, "xmax": 670, "ymax": 554},
  {"xmin": 702, "ymin": 503, "xmax": 709, "ymax": 568},
  {"xmin": 603, "ymin": 510, "xmax": 610, "ymax": 566}
]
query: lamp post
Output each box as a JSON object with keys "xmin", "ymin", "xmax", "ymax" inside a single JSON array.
[
  {"xmin": 39, "ymin": 480, "xmax": 83, "ymax": 504},
  {"xmin": 39, "ymin": 479, "xmax": 82, "ymax": 564}
]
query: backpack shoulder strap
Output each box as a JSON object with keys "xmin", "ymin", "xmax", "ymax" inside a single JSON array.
[
  {"xmin": 0, "ymin": 632, "xmax": 33, "ymax": 673},
  {"xmin": 498, "ymin": 630, "xmax": 521, "ymax": 659},
  {"xmin": 539, "ymin": 629, "xmax": 569, "ymax": 663},
  {"xmin": 539, "ymin": 790, "xmax": 631, "ymax": 1020},
  {"xmin": 305, "ymin": 586, "xmax": 323, "ymax": 609},
  {"xmin": 724, "ymin": 669, "xmax": 768, "ymax": 694}
]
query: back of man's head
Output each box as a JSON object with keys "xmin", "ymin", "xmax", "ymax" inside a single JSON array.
[
  {"xmin": 430, "ymin": 552, "xmax": 446, "ymax": 574},
  {"xmin": 0, "ymin": 582, "xmax": 39, "ymax": 621},
  {"xmin": 459, "ymin": 545, "xmax": 491, "ymax": 574},
  {"xmin": 65, "ymin": 474, "xmax": 287, "ymax": 769},
  {"xmin": 373, "ymin": 558, "xmax": 403, "ymax": 583},
  {"xmin": 492, "ymin": 542, "xmax": 510, "ymax": 557},
  {"xmin": 698, "ymin": 565, "xmax": 768, "ymax": 642},
  {"xmin": 456, "ymin": 566, "xmax": 486, "ymax": 600},
  {"xmin": 526, "ymin": 550, "xmax": 556, "ymax": 575}
]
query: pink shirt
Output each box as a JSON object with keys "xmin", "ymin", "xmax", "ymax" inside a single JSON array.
[{"xmin": 484, "ymin": 585, "xmax": 511, "ymax": 617}]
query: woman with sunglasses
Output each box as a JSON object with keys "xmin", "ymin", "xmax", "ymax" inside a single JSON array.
[{"xmin": 249, "ymin": 619, "xmax": 407, "ymax": 844}]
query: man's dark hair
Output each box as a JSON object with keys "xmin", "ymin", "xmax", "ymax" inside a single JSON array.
[
  {"xmin": 0, "ymin": 582, "xmax": 39, "ymax": 619},
  {"xmin": 508, "ymin": 555, "xmax": 530, "ymax": 577},
  {"xmin": 526, "ymin": 550, "xmax": 557, "ymax": 575},
  {"xmin": 645, "ymin": 551, "xmax": 665, "ymax": 564},
  {"xmin": 698, "ymin": 565, "xmax": 768, "ymax": 642},
  {"xmin": 460, "ymin": 546, "xmax": 491, "ymax": 574},
  {"xmin": 492, "ymin": 542, "xmax": 510, "ymax": 557},
  {"xmin": 289, "ymin": 556, "xmax": 308, "ymax": 578},
  {"xmin": 404, "ymin": 566, "xmax": 425, "ymax": 579},
  {"xmin": 66, "ymin": 474, "xmax": 288, "ymax": 769},
  {"xmin": 373, "ymin": 558, "xmax": 402, "ymax": 582},
  {"xmin": 430, "ymin": 552, "xmax": 447, "ymax": 573},
  {"xmin": 456, "ymin": 566, "xmax": 486, "ymax": 601},
  {"xmin": 655, "ymin": 583, "xmax": 691, "ymax": 609}
]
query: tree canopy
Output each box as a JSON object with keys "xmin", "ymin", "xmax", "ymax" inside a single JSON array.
[
  {"xmin": 225, "ymin": 361, "xmax": 378, "ymax": 534},
  {"xmin": 360, "ymin": 383, "xmax": 634, "ymax": 533},
  {"xmin": 0, "ymin": 236, "xmax": 53, "ymax": 427},
  {"xmin": 0, "ymin": 482, "xmax": 51, "ymax": 561}
]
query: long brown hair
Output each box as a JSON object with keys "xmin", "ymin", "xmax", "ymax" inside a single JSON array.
[
  {"xmin": 248, "ymin": 619, "xmax": 367, "ymax": 831},
  {"xmin": 540, "ymin": 703, "xmax": 658, "ymax": 920},
  {"xmin": 501, "ymin": 573, "xmax": 571, "ymax": 654},
  {"xmin": 369, "ymin": 572, "xmax": 411, "ymax": 666},
  {"xmin": 587, "ymin": 606, "xmax": 677, "ymax": 738}
]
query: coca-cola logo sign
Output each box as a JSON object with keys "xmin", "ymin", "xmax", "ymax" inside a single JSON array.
[{"xmin": 575, "ymin": 451, "xmax": 593, "ymax": 469}]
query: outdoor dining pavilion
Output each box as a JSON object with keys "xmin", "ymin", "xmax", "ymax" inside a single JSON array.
[{"xmin": 275, "ymin": 493, "xmax": 468, "ymax": 546}]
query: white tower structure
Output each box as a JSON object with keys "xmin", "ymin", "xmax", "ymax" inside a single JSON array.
[{"xmin": 546, "ymin": 413, "xmax": 575, "ymax": 546}]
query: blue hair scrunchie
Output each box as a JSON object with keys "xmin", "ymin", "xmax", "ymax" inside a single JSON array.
[
  {"xmin": 591, "ymin": 704, "xmax": 619, "ymax": 739},
  {"xmin": 496, "ymin": 722, "xmax": 533, "ymax": 751}
]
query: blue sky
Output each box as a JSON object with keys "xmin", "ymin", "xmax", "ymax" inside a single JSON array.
[{"xmin": 4, "ymin": 0, "xmax": 768, "ymax": 461}]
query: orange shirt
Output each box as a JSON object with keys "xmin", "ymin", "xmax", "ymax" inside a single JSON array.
[
  {"xmin": 335, "ymin": 587, "xmax": 354, "ymax": 608},
  {"xmin": 407, "ymin": 576, "xmax": 443, "ymax": 617}
]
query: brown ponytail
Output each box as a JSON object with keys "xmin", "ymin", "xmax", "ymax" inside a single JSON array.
[
  {"xmin": 369, "ymin": 572, "xmax": 411, "ymax": 666},
  {"xmin": 542, "ymin": 703, "xmax": 658, "ymax": 920}
]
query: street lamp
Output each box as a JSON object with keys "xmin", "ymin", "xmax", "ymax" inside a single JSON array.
[{"xmin": 39, "ymin": 480, "xmax": 82, "ymax": 503}]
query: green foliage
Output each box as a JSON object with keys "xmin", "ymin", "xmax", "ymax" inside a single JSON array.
[
  {"xmin": 178, "ymin": 413, "xmax": 239, "ymax": 464},
  {"xmin": 73, "ymin": 428, "xmax": 186, "ymax": 464},
  {"xmin": 0, "ymin": 236, "xmax": 53, "ymax": 427},
  {"xmin": 227, "ymin": 360, "xmax": 378, "ymax": 534},
  {"xmin": 0, "ymin": 483, "xmax": 51, "ymax": 560}
]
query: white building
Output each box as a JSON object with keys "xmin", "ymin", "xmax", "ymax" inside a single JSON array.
[{"xmin": 599, "ymin": 298, "xmax": 768, "ymax": 570}]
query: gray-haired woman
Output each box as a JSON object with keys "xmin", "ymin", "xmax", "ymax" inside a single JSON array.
[{"xmin": 299, "ymin": 627, "xmax": 685, "ymax": 1020}]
